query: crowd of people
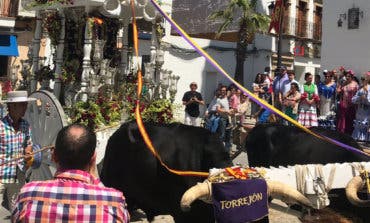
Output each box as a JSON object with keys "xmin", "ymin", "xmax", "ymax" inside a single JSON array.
[
  {"xmin": 182, "ymin": 66, "xmax": 370, "ymax": 152},
  {"xmin": 263, "ymin": 66, "xmax": 370, "ymax": 141}
]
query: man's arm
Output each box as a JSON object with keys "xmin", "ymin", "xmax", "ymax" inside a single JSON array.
[
  {"xmin": 24, "ymin": 126, "xmax": 33, "ymax": 168},
  {"xmin": 193, "ymin": 97, "xmax": 205, "ymax": 105},
  {"xmin": 216, "ymin": 105, "xmax": 231, "ymax": 115},
  {"xmin": 182, "ymin": 92, "xmax": 195, "ymax": 106}
]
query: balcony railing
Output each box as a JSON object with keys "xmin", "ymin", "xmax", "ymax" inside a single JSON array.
[
  {"xmin": 0, "ymin": 0, "xmax": 19, "ymax": 18},
  {"xmin": 282, "ymin": 17, "xmax": 322, "ymax": 41}
]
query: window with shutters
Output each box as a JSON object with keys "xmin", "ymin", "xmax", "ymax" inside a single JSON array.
[
  {"xmin": 313, "ymin": 6, "xmax": 322, "ymax": 40},
  {"xmin": 296, "ymin": 1, "xmax": 308, "ymax": 38}
]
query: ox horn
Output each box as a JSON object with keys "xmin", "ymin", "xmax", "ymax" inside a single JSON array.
[
  {"xmin": 180, "ymin": 180, "xmax": 313, "ymax": 212},
  {"xmin": 345, "ymin": 176, "xmax": 370, "ymax": 207},
  {"xmin": 180, "ymin": 181, "xmax": 212, "ymax": 212},
  {"xmin": 266, "ymin": 180, "xmax": 313, "ymax": 208}
]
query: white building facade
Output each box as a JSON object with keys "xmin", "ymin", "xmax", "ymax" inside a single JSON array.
[
  {"xmin": 159, "ymin": 0, "xmax": 323, "ymax": 113},
  {"xmin": 321, "ymin": 0, "xmax": 370, "ymax": 75}
]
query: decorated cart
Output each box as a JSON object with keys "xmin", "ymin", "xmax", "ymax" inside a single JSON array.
[{"xmin": 12, "ymin": 0, "xmax": 180, "ymax": 179}]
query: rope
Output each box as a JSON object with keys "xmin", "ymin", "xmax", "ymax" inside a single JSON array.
[
  {"xmin": 352, "ymin": 163, "xmax": 370, "ymax": 194},
  {"xmin": 295, "ymin": 165, "xmax": 306, "ymax": 194},
  {"xmin": 295, "ymin": 164, "xmax": 337, "ymax": 208},
  {"xmin": 0, "ymin": 124, "xmax": 121, "ymax": 168},
  {"xmin": 0, "ymin": 145, "xmax": 54, "ymax": 167}
]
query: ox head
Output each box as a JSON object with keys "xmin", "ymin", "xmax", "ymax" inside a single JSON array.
[
  {"xmin": 180, "ymin": 180, "xmax": 314, "ymax": 212},
  {"xmin": 346, "ymin": 174, "xmax": 370, "ymax": 207}
]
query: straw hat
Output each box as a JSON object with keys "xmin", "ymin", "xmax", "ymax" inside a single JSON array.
[{"xmin": 1, "ymin": 91, "xmax": 37, "ymax": 103}]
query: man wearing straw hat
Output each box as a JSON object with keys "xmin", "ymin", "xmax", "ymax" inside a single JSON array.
[{"xmin": 0, "ymin": 91, "xmax": 36, "ymax": 210}]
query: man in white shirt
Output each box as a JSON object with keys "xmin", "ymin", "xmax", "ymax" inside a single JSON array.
[
  {"xmin": 282, "ymin": 71, "xmax": 299, "ymax": 96},
  {"xmin": 216, "ymin": 86, "xmax": 233, "ymax": 152}
]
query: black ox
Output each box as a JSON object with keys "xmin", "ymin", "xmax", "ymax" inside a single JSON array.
[
  {"xmin": 245, "ymin": 124, "xmax": 370, "ymax": 220},
  {"xmin": 246, "ymin": 123, "xmax": 370, "ymax": 167},
  {"xmin": 100, "ymin": 121, "xmax": 232, "ymax": 223}
]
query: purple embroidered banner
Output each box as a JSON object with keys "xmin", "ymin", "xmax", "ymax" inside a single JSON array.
[{"xmin": 212, "ymin": 179, "xmax": 268, "ymax": 223}]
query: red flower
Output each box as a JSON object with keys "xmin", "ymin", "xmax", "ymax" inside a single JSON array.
[
  {"xmin": 301, "ymin": 92, "xmax": 308, "ymax": 100},
  {"xmin": 312, "ymin": 94, "xmax": 320, "ymax": 103}
]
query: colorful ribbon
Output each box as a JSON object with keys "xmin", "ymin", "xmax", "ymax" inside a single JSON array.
[
  {"xmin": 131, "ymin": 0, "xmax": 208, "ymax": 177},
  {"xmin": 149, "ymin": 0, "xmax": 369, "ymax": 158}
]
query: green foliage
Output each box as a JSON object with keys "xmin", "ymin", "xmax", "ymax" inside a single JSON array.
[
  {"xmin": 208, "ymin": 0, "xmax": 270, "ymax": 41},
  {"xmin": 71, "ymin": 100, "xmax": 106, "ymax": 129},
  {"xmin": 35, "ymin": 66, "xmax": 54, "ymax": 82},
  {"xmin": 208, "ymin": 0, "xmax": 270, "ymax": 84},
  {"xmin": 43, "ymin": 11, "xmax": 62, "ymax": 47},
  {"xmin": 141, "ymin": 99, "xmax": 173, "ymax": 124},
  {"xmin": 120, "ymin": 75, "xmax": 175, "ymax": 124},
  {"xmin": 71, "ymin": 91, "xmax": 123, "ymax": 129},
  {"xmin": 32, "ymin": 0, "xmax": 74, "ymax": 6},
  {"xmin": 61, "ymin": 59, "xmax": 80, "ymax": 84}
]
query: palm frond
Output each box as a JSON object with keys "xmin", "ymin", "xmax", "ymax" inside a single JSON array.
[{"xmin": 215, "ymin": 19, "xmax": 233, "ymax": 39}]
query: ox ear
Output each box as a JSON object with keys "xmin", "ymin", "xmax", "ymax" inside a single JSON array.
[{"xmin": 127, "ymin": 122, "xmax": 139, "ymax": 143}]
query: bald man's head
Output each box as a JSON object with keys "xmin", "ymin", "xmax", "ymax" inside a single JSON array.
[{"xmin": 55, "ymin": 124, "xmax": 96, "ymax": 170}]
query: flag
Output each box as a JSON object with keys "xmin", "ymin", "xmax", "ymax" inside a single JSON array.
[{"xmin": 268, "ymin": 0, "xmax": 284, "ymax": 33}]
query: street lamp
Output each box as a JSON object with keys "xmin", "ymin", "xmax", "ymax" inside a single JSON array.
[
  {"xmin": 160, "ymin": 69, "xmax": 170, "ymax": 99},
  {"xmin": 169, "ymin": 73, "xmax": 180, "ymax": 103},
  {"xmin": 155, "ymin": 48, "xmax": 164, "ymax": 82}
]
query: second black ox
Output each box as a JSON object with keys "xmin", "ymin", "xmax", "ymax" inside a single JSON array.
[
  {"xmin": 246, "ymin": 123, "xmax": 370, "ymax": 167},
  {"xmin": 100, "ymin": 121, "xmax": 232, "ymax": 223}
]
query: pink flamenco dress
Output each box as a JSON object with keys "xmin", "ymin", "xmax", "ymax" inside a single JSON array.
[{"xmin": 336, "ymin": 82, "xmax": 359, "ymax": 134}]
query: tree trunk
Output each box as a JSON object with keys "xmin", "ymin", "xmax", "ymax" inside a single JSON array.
[
  {"xmin": 234, "ymin": 25, "xmax": 248, "ymax": 85},
  {"xmin": 235, "ymin": 42, "xmax": 246, "ymax": 85}
]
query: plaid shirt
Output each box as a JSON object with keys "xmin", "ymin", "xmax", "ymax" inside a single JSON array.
[
  {"xmin": 0, "ymin": 115, "xmax": 32, "ymax": 183},
  {"xmin": 12, "ymin": 169, "xmax": 130, "ymax": 223}
]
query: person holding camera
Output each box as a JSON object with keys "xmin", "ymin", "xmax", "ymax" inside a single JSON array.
[
  {"xmin": 283, "ymin": 82, "xmax": 301, "ymax": 121},
  {"xmin": 182, "ymin": 82, "xmax": 205, "ymax": 126}
]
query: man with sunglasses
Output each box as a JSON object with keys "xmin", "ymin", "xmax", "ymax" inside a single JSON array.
[{"xmin": 182, "ymin": 82, "xmax": 204, "ymax": 126}]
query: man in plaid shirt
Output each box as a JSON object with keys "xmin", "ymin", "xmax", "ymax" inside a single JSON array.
[
  {"xmin": 0, "ymin": 91, "xmax": 36, "ymax": 210},
  {"xmin": 12, "ymin": 124, "xmax": 130, "ymax": 222}
]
